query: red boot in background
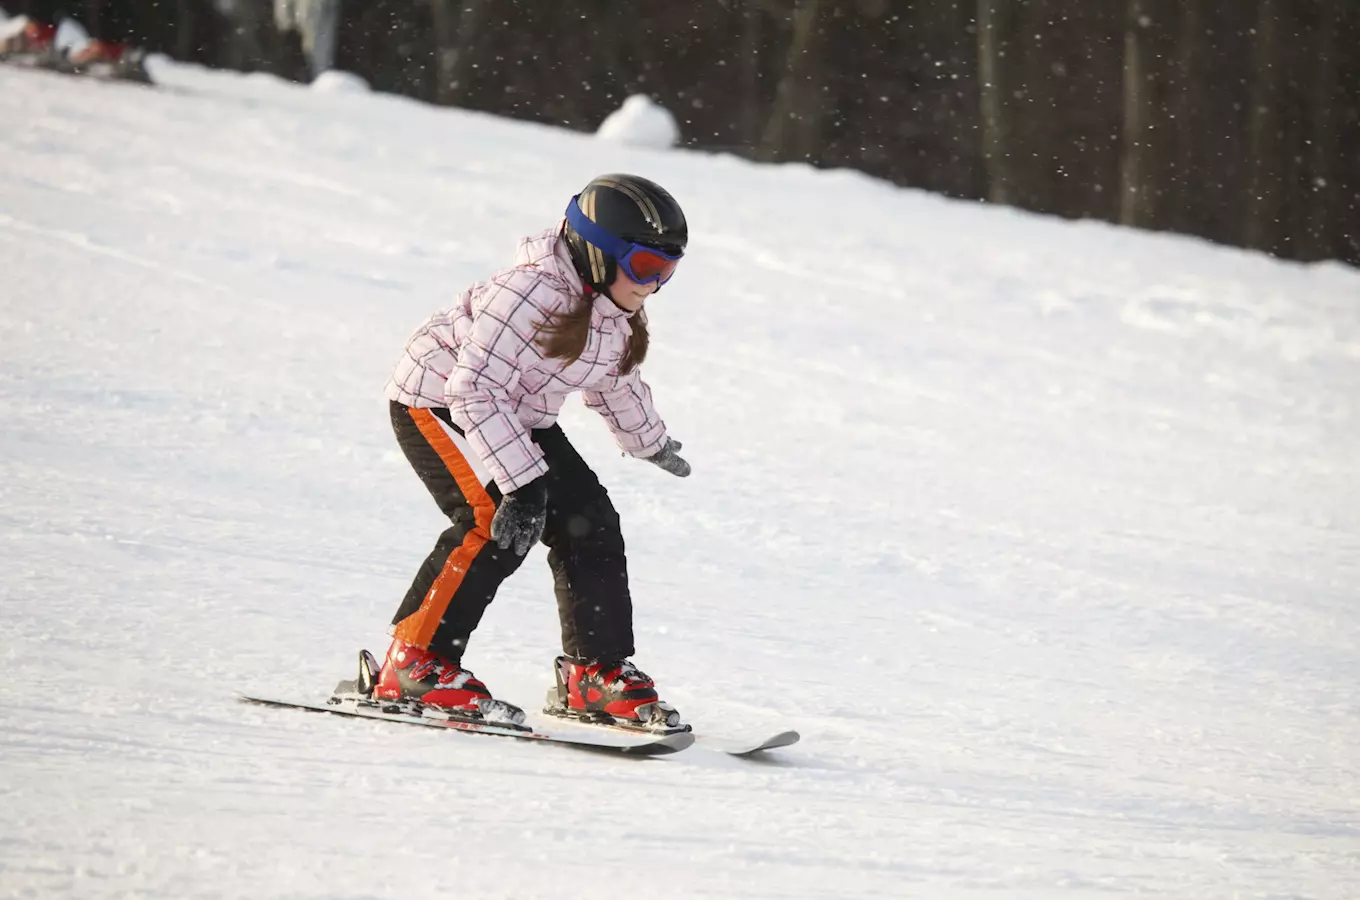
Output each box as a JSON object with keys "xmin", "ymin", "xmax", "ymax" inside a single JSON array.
[{"xmin": 67, "ymin": 38, "xmax": 125, "ymax": 66}]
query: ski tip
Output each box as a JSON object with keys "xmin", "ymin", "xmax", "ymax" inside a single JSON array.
[
  {"xmin": 621, "ymin": 731, "xmax": 696, "ymax": 755},
  {"xmin": 715, "ymin": 729, "xmax": 801, "ymax": 756}
]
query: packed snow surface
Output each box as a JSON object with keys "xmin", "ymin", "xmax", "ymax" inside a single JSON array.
[{"xmin": 2, "ymin": 59, "xmax": 1358, "ymax": 900}]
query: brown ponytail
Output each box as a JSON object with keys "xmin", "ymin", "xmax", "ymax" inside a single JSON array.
[{"xmin": 536, "ymin": 295, "xmax": 649, "ymax": 376}]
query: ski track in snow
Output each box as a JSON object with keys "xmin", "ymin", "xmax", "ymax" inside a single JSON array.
[{"xmin": 2, "ymin": 60, "xmax": 1359, "ymax": 899}]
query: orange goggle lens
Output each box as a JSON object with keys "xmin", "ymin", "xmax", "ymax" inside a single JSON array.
[{"xmin": 620, "ymin": 246, "xmax": 682, "ymax": 285}]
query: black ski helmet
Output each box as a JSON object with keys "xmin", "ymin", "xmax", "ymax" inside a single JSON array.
[{"xmin": 564, "ymin": 174, "xmax": 688, "ymax": 293}]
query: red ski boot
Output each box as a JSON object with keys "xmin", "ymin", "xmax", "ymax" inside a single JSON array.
[
  {"xmin": 549, "ymin": 657, "xmax": 686, "ymax": 732},
  {"xmin": 374, "ymin": 638, "xmax": 493, "ymax": 714}
]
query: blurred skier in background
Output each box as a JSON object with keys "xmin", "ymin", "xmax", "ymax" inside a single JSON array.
[
  {"xmin": 0, "ymin": 0, "xmax": 149, "ymax": 81},
  {"xmin": 272, "ymin": 0, "xmax": 338, "ymax": 79},
  {"xmin": 380, "ymin": 174, "xmax": 692, "ymax": 730}
]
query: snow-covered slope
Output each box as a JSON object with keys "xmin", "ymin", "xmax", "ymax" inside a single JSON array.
[{"xmin": 2, "ymin": 60, "xmax": 1358, "ymax": 899}]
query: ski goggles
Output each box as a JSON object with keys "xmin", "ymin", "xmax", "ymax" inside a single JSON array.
[{"xmin": 566, "ymin": 196, "xmax": 683, "ymax": 286}]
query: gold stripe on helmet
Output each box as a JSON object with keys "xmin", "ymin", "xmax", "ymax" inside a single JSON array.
[
  {"xmin": 594, "ymin": 177, "xmax": 662, "ymax": 234},
  {"xmin": 581, "ymin": 188, "xmax": 608, "ymax": 283}
]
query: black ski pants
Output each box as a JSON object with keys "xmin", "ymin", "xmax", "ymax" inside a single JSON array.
[{"xmin": 388, "ymin": 401, "xmax": 635, "ymax": 664}]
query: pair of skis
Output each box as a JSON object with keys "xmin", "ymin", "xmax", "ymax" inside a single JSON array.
[
  {"xmin": 1, "ymin": 44, "xmax": 153, "ymax": 83},
  {"xmin": 240, "ymin": 651, "xmax": 798, "ymax": 759}
]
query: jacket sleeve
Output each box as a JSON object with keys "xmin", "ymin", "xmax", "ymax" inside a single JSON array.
[
  {"xmin": 445, "ymin": 272, "xmax": 551, "ymax": 492},
  {"xmin": 582, "ymin": 366, "xmax": 669, "ymax": 459}
]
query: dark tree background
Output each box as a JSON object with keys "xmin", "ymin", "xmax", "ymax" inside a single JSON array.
[{"xmin": 116, "ymin": 0, "xmax": 1360, "ymax": 265}]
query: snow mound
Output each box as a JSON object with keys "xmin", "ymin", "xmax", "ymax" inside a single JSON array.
[
  {"xmin": 310, "ymin": 69, "xmax": 370, "ymax": 94},
  {"xmin": 596, "ymin": 94, "xmax": 679, "ymax": 149}
]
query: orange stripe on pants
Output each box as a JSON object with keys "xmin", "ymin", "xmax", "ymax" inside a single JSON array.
[{"xmin": 391, "ymin": 409, "xmax": 497, "ymax": 649}]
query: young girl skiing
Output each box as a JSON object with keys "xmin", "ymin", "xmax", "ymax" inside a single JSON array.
[{"xmin": 379, "ymin": 174, "xmax": 691, "ymax": 729}]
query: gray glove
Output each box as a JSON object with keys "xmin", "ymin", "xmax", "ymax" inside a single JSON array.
[
  {"xmin": 644, "ymin": 438, "xmax": 691, "ymax": 478},
  {"xmin": 490, "ymin": 477, "xmax": 548, "ymax": 555}
]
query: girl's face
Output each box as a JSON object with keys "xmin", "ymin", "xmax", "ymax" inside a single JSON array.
[{"xmin": 607, "ymin": 268, "xmax": 659, "ymax": 312}]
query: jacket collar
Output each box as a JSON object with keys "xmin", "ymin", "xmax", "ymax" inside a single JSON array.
[
  {"xmin": 517, "ymin": 225, "xmax": 636, "ymax": 320},
  {"xmin": 589, "ymin": 286, "xmax": 636, "ymax": 321}
]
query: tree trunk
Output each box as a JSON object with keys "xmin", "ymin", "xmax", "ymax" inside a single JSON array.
[
  {"xmin": 1119, "ymin": 1, "xmax": 1147, "ymax": 225},
  {"xmin": 1245, "ymin": 0, "xmax": 1283, "ymax": 252},
  {"xmin": 739, "ymin": 1, "xmax": 767, "ymax": 154},
  {"xmin": 759, "ymin": 0, "xmax": 827, "ymax": 163},
  {"xmin": 1189, "ymin": 4, "xmax": 1255, "ymax": 243},
  {"xmin": 976, "ymin": 0, "xmax": 1019, "ymax": 206},
  {"xmin": 429, "ymin": 0, "xmax": 489, "ymax": 107},
  {"xmin": 1334, "ymin": 4, "xmax": 1360, "ymax": 265},
  {"xmin": 1303, "ymin": 0, "xmax": 1340, "ymax": 260},
  {"xmin": 1171, "ymin": 0, "xmax": 1204, "ymax": 231},
  {"xmin": 1015, "ymin": 0, "xmax": 1059, "ymax": 213},
  {"xmin": 1119, "ymin": 0, "xmax": 1178, "ymax": 228}
]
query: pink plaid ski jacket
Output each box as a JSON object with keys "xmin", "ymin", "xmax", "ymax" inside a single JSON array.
[{"xmin": 386, "ymin": 226, "xmax": 670, "ymax": 493}]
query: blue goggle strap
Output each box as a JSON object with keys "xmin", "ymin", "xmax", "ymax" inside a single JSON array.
[{"xmin": 565, "ymin": 196, "xmax": 633, "ymax": 261}]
